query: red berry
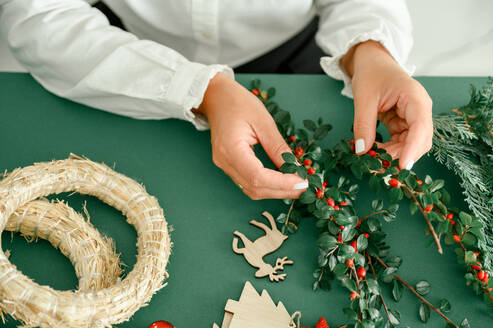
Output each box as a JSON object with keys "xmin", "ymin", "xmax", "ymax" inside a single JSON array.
[
  {"xmin": 339, "ymin": 225, "xmax": 345, "ymax": 230},
  {"xmin": 483, "ymin": 272, "xmax": 489, "ymax": 283},
  {"xmin": 389, "ymin": 179, "xmax": 400, "ymax": 188},
  {"xmin": 474, "ymin": 251, "xmax": 480, "ymax": 257},
  {"xmin": 450, "ymin": 219, "xmax": 456, "ymax": 226},
  {"xmin": 316, "ymin": 188, "xmax": 324, "ymax": 199},
  {"xmin": 471, "ymin": 261, "xmax": 482, "ymax": 270},
  {"xmin": 288, "ymin": 136, "xmax": 296, "ymax": 142},
  {"xmin": 478, "ymin": 270, "xmax": 486, "ymax": 281},
  {"xmin": 337, "ymin": 234, "xmax": 342, "ymax": 243},
  {"xmin": 333, "ymin": 205, "xmax": 340, "ymax": 211},
  {"xmin": 424, "ymin": 204, "xmax": 433, "ymax": 213},
  {"xmin": 357, "ymin": 267, "xmax": 367, "ymax": 278},
  {"xmin": 326, "ymin": 198, "xmax": 335, "ymax": 207},
  {"xmin": 416, "ymin": 179, "xmax": 423, "ymax": 186},
  {"xmin": 368, "ymin": 150, "xmax": 377, "ymax": 157},
  {"xmin": 351, "ymin": 240, "xmax": 358, "ymax": 253},
  {"xmin": 307, "ymin": 167, "xmax": 316, "ymax": 175},
  {"xmin": 346, "ymin": 259, "xmax": 354, "ymax": 268},
  {"xmin": 363, "ymin": 233, "xmax": 370, "ymax": 239},
  {"xmin": 453, "ymin": 235, "xmax": 461, "ymax": 243},
  {"xmin": 382, "ymin": 160, "xmax": 391, "ymax": 168},
  {"xmin": 446, "ymin": 213, "xmax": 454, "ymax": 220},
  {"xmin": 252, "ymin": 89, "xmax": 260, "ymax": 96},
  {"xmin": 315, "ymin": 317, "xmax": 330, "ymax": 328},
  {"xmin": 356, "ymin": 219, "xmax": 362, "ymax": 228},
  {"xmin": 340, "ymin": 201, "xmax": 348, "ymax": 206},
  {"xmin": 322, "ymin": 181, "xmax": 328, "ymax": 189},
  {"xmin": 303, "ymin": 159, "xmax": 312, "ymax": 166},
  {"xmin": 149, "ymin": 321, "xmax": 174, "ymax": 328},
  {"xmin": 294, "ymin": 147, "xmax": 304, "ymax": 157},
  {"xmin": 349, "ymin": 291, "xmax": 359, "ymax": 300}
]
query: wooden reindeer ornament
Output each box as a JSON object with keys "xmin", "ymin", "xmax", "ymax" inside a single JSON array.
[{"xmin": 232, "ymin": 211, "xmax": 293, "ymax": 282}]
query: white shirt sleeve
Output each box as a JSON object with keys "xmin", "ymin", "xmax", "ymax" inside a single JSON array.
[
  {"xmin": 0, "ymin": 0, "xmax": 233, "ymax": 130},
  {"xmin": 314, "ymin": 0, "xmax": 415, "ymax": 98}
]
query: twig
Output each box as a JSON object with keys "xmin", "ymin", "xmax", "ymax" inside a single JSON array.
[
  {"xmin": 367, "ymin": 255, "xmax": 392, "ymax": 325},
  {"xmin": 374, "ymin": 256, "xmax": 458, "ymax": 328},
  {"xmin": 402, "ymin": 185, "xmax": 443, "ymax": 254},
  {"xmin": 284, "ymin": 200, "xmax": 296, "ymax": 228},
  {"xmin": 360, "ymin": 210, "xmax": 388, "ymax": 222}
]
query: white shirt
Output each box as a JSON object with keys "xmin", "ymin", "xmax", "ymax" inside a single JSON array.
[{"xmin": 0, "ymin": 0, "xmax": 413, "ymax": 130}]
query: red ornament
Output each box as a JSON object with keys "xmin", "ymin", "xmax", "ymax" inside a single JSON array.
[
  {"xmin": 149, "ymin": 321, "xmax": 174, "ymax": 328},
  {"xmin": 315, "ymin": 317, "xmax": 330, "ymax": 328},
  {"xmin": 307, "ymin": 167, "xmax": 316, "ymax": 175},
  {"xmin": 351, "ymin": 240, "xmax": 358, "ymax": 253},
  {"xmin": 303, "ymin": 159, "xmax": 313, "ymax": 166},
  {"xmin": 252, "ymin": 88, "xmax": 260, "ymax": 96},
  {"xmin": 453, "ymin": 235, "xmax": 461, "ymax": 243},
  {"xmin": 349, "ymin": 291, "xmax": 359, "ymax": 300},
  {"xmin": 346, "ymin": 259, "xmax": 354, "ymax": 268},
  {"xmin": 368, "ymin": 150, "xmax": 377, "ymax": 157},
  {"xmin": 316, "ymin": 188, "xmax": 324, "ymax": 199},
  {"xmin": 424, "ymin": 204, "xmax": 433, "ymax": 213},
  {"xmin": 288, "ymin": 136, "xmax": 296, "ymax": 142},
  {"xmin": 326, "ymin": 198, "xmax": 335, "ymax": 207},
  {"xmin": 446, "ymin": 213, "xmax": 454, "ymax": 220},
  {"xmin": 357, "ymin": 267, "xmax": 367, "ymax": 278},
  {"xmin": 389, "ymin": 179, "xmax": 400, "ymax": 188}
]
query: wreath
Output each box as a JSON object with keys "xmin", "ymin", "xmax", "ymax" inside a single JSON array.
[{"xmin": 250, "ymin": 79, "xmax": 493, "ymax": 328}]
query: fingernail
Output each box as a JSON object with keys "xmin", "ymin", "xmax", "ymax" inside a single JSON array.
[
  {"xmin": 293, "ymin": 181, "xmax": 308, "ymax": 190},
  {"xmin": 355, "ymin": 139, "xmax": 365, "ymax": 153},
  {"xmin": 405, "ymin": 160, "xmax": 414, "ymax": 171}
]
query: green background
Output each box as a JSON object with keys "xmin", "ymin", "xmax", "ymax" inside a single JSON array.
[{"xmin": 0, "ymin": 73, "xmax": 491, "ymax": 327}]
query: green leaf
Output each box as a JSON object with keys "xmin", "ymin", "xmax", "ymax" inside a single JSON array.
[
  {"xmin": 460, "ymin": 318, "xmax": 471, "ymax": 328},
  {"xmin": 314, "ymin": 124, "xmax": 332, "ymax": 140},
  {"xmin": 280, "ymin": 163, "xmax": 297, "ymax": 174},
  {"xmin": 309, "ymin": 145, "xmax": 323, "ymax": 160},
  {"xmin": 415, "ymin": 280, "xmax": 431, "ymax": 295},
  {"xmin": 343, "ymin": 307, "xmax": 359, "ymax": 321},
  {"xmin": 341, "ymin": 277, "xmax": 358, "ymax": 292},
  {"xmin": 296, "ymin": 165, "xmax": 307, "ymax": 179},
  {"xmin": 308, "ymin": 174, "xmax": 323, "ymax": 189},
  {"xmin": 388, "ymin": 309, "xmax": 401, "ymax": 325},
  {"xmin": 357, "ymin": 234, "xmax": 369, "ymax": 252},
  {"xmin": 409, "ymin": 202, "xmax": 418, "ymax": 215},
  {"xmin": 316, "ymin": 233, "xmax": 338, "ymax": 251},
  {"xmin": 366, "ymin": 278, "xmax": 380, "ymax": 294},
  {"xmin": 339, "ymin": 244, "xmax": 356, "ymax": 258},
  {"xmin": 429, "ymin": 179, "xmax": 445, "ymax": 192},
  {"xmin": 342, "ymin": 227, "xmax": 357, "ymax": 242},
  {"xmin": 303, "ymin": 119, "xmax": 317, "ymax": 131},
  {"xmin": 419, "ymin": 303, "xmax": 430, "ymax": 323},
  {"xmin": 381, "ymin": 267, "xmax": 397, "ymax": 283},
  {"xmin": 389, "ymin": 188, "xmax": 403, "ymax": 203},
  {"xmin": 267, "ymin": 87, "xmax": 276, "ymax": 98},
  {"xmin": 369, "ymin": 174, "xmax": 381, "ymax": 193},
  {"xmin": 386, "ymin": 256, "xmax": 403, "ymax": 268},
  {"xmin": 372, "ymin": 199, "xmax": 384, "ymax": 211},
  {"xmin": 439, "ymin": 299, "xmax": 452, "ymax": 312},
  {"xmin": 367, "ymin": 156, "xmax": 382, "ymax": 171},
  {"xmin": 464, "ymin": 251, "xmax": 477, "ymax": 264},
  {"xmin": 281, "ymin": 152, "xmax": 297, "ymax": 164},
  {"xmin": 251, "ymin": 79, "xmax": 260, "ymax": 89},
  {"xmin": 392, "ymin": 279, "xmax": 403, "ymax": 302},
  {"xmin": 461, "ymin": 233, "xmax": 477, "ymax": 246},
  {"xmin": 299, "ymin": 190, "xmax": 316, "ymax": 204},
  {"xmin": 459, "ymin": 212, "xmax": 473, "ymax": 226},
  {"xmin": 274, "ymin": 110, "xmax": 291, "ymax": 125}
]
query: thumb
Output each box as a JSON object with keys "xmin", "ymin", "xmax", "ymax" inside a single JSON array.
[
  {"xmin": 255, "ymin": 116, "xmax": 293, "ymax": 168},
  {"xmin": 353, "ymin": 96, "xmax": 379, "ymax": 154}
]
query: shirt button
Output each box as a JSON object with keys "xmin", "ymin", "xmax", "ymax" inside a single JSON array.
[{"xmin": 201, "ymin": 32, "xmax": 213, "ymax": 40}]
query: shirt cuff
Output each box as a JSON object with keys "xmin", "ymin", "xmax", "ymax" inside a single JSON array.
[
  {"xmin": 167, "ymin": 62, "xmax": 233, "ymax": 130},
  {"xmin": 319, "ymin": 32, "xmax": 415, "ymax": 98}
]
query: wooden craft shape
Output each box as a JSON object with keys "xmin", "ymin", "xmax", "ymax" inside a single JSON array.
[
  {"xmin": 232, "ymin": 211, "xmax": 293, "ymax": 282},
  {"xmin": 212, "ymin": 281, "xmax": 292, "ymax": 328}
]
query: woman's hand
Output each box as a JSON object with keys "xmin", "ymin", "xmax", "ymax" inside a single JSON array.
[
  {"xmin": 195, "ymin": 73, "xmax": 308, "ymax": 200},
  {"xmin": 343, "ymin": 41, "xmax": 433, "ymax": 170}
]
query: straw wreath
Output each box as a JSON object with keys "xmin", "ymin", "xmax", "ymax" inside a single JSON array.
[{"xmin": 0, "ymin": 155, "xmax": 171, "ymax": 327}]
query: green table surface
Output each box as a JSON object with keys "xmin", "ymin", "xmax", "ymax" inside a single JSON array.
[{"xmin": 0, "ymin": 73, "xmax": 491, "ymax": 327}]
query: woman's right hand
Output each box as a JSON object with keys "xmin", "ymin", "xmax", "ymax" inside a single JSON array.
[{"xmin": 196, "ymin": 73, "xmax": 308, "ymax": 200}]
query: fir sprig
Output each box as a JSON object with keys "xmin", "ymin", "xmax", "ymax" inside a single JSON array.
[{"xmin": 249, "ymin": 79, "xmax": 493, "ymax": 328}]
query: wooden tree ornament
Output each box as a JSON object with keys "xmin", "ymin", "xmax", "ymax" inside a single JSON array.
[
  {"xmin": 232, "ymin": 211, "xmax": 293, "ymax": 282},
  {"xmin": 212, "ymin": 281, "xmax": 293, "ymax": 328}
]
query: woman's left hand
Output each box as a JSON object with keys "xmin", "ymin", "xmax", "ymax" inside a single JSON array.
[{"xmin": 343, "ymin": 40, "xmax": 433, "ymax": 170}]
